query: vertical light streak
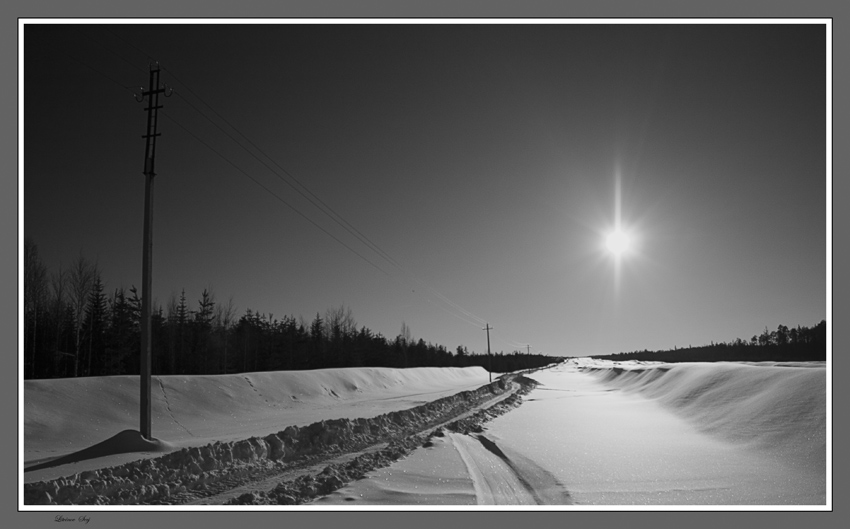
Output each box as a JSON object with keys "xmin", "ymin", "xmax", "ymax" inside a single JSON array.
[{"xmin": 614, "ymin": 167, "xmax": 623, "ymax": 294}]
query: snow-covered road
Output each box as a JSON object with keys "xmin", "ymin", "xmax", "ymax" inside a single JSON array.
[
  {"xmin": 22, "ymin": 360, "xmax": 827, "ymax": 507},
  {"xmin": 317, "ymin": 360, "xmax": 826, "ymax": 506}
]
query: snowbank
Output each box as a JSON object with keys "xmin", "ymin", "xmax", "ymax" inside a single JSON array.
[
  {"xmin": 24, "ymin": 366, "xmax": 492, "ymax": 488},
  {"xmin": 25, "ymin": 366, "xmax": 490, "ymax": 458},
  {"xmin": 24, "ymin": 374, "xmax": 522, "ymax": 505},
  {"xmin": 579, "ymin": 360, "xmax": 826, "ymax": 470}
]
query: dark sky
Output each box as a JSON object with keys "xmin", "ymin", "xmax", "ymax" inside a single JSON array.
[{"xmin": 24, "ymin": 22, "xmax": 827, "ymax": 356}]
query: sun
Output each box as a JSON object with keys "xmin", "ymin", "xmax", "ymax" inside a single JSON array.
[{"xmin": 605, "ymin": 229, "xmax": 631, "ymax": 257}]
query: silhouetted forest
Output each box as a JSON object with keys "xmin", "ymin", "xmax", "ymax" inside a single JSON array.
[
  {"xmin": 591, "ymin": 320, "xmax": 827, "ymax": 363},
  {"xmin": 23, "ymin": 239, "xmax": 557, "ymax": 380}
]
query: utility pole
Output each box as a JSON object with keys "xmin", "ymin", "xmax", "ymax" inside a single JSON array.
[
  {"xmin": 484, "ymin": 323, "xmax": 492, "ymax": 383},
  {"xmin": 136, "ymin": 63, "xmax": 171, "ymax": 440},
  {"xmin": 527, "ymin": 344, "xmax": 531, "ymax": 355}
]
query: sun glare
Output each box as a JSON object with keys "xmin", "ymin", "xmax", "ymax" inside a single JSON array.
[{"xmin": 605, "ymin": 229, "xmax": 631, "ymax": 257}]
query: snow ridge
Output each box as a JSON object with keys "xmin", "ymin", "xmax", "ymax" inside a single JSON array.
[
  {"xmin": 581, "ymin": 360, "xmax": 826, "ymax": 469},
  {"xmin": 25, "ymin": 374, "xmax": 533, "ymax": 505},
  {"xmin": 225, "ymin": 377, "xmax": 539, "ymax": 505}
]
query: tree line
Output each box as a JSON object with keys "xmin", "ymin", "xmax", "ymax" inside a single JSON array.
[
  {"xmin": 23, "ymin": 238, "xmax": 557, "ymax": 380},
  {"xmin": 591, "ymin": 320, "xmax": 827, "ymax": 363}
]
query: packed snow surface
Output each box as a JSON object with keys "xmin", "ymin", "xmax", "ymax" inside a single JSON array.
[{"xmin": 320, "ymin": 359, "xmax": 826, "ymax": 506}]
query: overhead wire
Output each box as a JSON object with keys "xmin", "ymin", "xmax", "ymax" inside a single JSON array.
[
  {"xmin": 171, "ymin": 86, "xmax": 409, "ymax": 274},
  {"xmin": 423, "ymin": 298, "xmax": 490, "ymax": 329},
  {"xmin": 75, "ymin": 26, "xmax": 148, "ymax": 76},
  {"xmin": 84, "ymin": 29, "xmax": 525, "ymax": 346},
  {"xmin": 159, "ymin": 71, "xmax": 491, "ymax": 330},
  {"xmin": 105, "ymin": 27, "xmax": 410, "ymax": 279},
  {"xmin": 167, "ymin": 87, "xmax": 490, "ymax": 329},
  {"xmin": 495, "ymin": 336, "xmax": 531, "ymax": 351},
  {"xmin": 60, "ymin": 52, "xmax": 139, "ymax": 96},
  {"xmin": 163, "ymin": 78, "xmax": 492, "ymax": 330},
  {"xmin": 159, "ymin": 110, "xmax": 393, "ymax": 278},
  {"xmin": 103, "ymin": 26, "xmax": 159, "ymax": 64}
]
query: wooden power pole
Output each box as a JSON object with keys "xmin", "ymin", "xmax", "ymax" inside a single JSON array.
[
  {"xmin": 137, "ymin": 63, "xmax": 170, "ymax": 440},
  {"xmin": 484, "ymin": 323, "xmax": 492, "ymax": 383}
]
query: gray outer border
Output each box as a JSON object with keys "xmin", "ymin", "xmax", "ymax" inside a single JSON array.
[{"xmin": 6, "ymin": 0, "xmax": 844, "ymax": 528}]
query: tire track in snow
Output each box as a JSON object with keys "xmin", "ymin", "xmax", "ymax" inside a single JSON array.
[
  {"xmin": 451, "ymin": 432, "xmax": 572, "ymax": 505},
  {"xmin": 474, "ymin": 434, "xmax": 572, "ymax": 504},
  {"xmin": 193, "ymin": 378, "xmax": 534, "ymax": 505},
  {"xmin": 158, "ymin": 377, "xmax": 194, "ymax": 437},
  {"xmin": 451, "ymin": 432, "xmax": 525, "ymax": 504}
]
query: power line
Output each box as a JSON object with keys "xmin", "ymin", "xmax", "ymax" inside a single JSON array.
[
  {"xmin": 159, "ymin": 108, "xmax": 495, "ymax": 335},
  {"xmin": 160, "ymin": 110, "xmax": 393, "ymax": 278},
  {"xmin": 85, "ymin": 31, "xmax": 514, "ymax": 343},
  {"xmin": 61, "ymin": 35, "xmax": 400, "ymax": 285},
  {"xmin": 423, "ymin": 298, "xmax": 490, "ymax": 329},
  {"xmin": 103, "ymin": 26, "xmax": 159, "ymax": 64},
  {"xmin": 166, "ymin": 72, "xmax": 405, "ymax": 269},
  {"xmin": 492, "ymin": 333, "xmax": 528, "ymax": 351},
  {"xmin": 75, "ymin": 27, "xmax": 148, "ymax": 76},
  {"xmin": 167, "ymin": 84, "xmax": 408, "ymax": 274},
  {"xmin": 164, "ymin": 78, "xmax": 490, "ymax": 329},
  {"xmin": 60, "ymin": 52, "xmax": 138, "ymax": 95}
]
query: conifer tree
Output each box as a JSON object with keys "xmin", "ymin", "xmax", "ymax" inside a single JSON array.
[
  {"xmin": 82, "ymin": 276, "xmax": 107, "ymax": 376},
  {"xmin": 310, "ymin": 313, "xmax": 325, "ymax": 369},
  {"xmin": 176, "ymin": 289, "xmax": 188, "ymax": 373},
  {"xmin": 194, "ymin": 288, "xmax": 215, "ymax": 373}
]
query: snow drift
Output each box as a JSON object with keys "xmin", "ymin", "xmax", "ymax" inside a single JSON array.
[
  {"xmin": 23, "ymin": 365, "xmax": 494, "ymax": 493},
  {"xmin": 580, "ymin": 360, "xmax": 826, "ymax": 471},
  {"xmin": 25, "ymin": 366, "xmax": 491, "ymax": 463},
  {"xmin": 24, "ymin": 372, "xmax": 524, "ymax": 505}
]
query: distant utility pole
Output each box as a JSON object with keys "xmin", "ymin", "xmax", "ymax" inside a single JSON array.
[
  {"xmin": 527, "ymin": 344, "xmax": 531, "ymax": 355},
  {"xmin": 136, "ymin": 63, "xmax": 171, "ymax": 441},
  {"xmin": 484, "ymin": 324, "xmax": 493, "ymax": 383}
]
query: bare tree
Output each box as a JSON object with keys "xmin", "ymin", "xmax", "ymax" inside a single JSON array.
[
  {"xmin": 399, "ymin": 321, "xmax": 412, "ymax": 368},
  {"xmin": 324, "ymin": 305, "xmax": 357, "ymax": 339},
  {"xmin": 50, "ymin": 264, "xmax": 67, "ymax": 376},
  {"xmin": 67, "ymin": 254, "xmax": 97, "ymax": 377},
  {"xmin": 324, "ymin": 305, "xmax": 357, "ymax": 366},
  {"xmin": 24, "ymin": 238, "xmax": 48, "ymax": 378},
  {"xmin": 213, "ymin": 295, "xmax": 237, "ymax": 374}
]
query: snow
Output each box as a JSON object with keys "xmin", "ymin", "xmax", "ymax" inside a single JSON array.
[
  {"xmin": 318, "ymin": 360, "xmax": 827, "ymax": 506},
  {"xmin": 486, "ymin": 361, "xmax": 824, "ymax": 505},
  {"xmin": 316, "ymin": 431, "xmax": 556, "ymax": 506},
  {"xmin": 315, "ymin": 434, "xmax": 479, "ymax": 506},
  {"xmin": 24, "ymin": 366, "xmax": 491, "ymax": 483},
  {"xmin": 583, "ymin": 360, "xmax": 826, "ymax": 471},
  {"xmin": 22, "ymin": 360, "xmax": 828, "ymax": 508}
]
